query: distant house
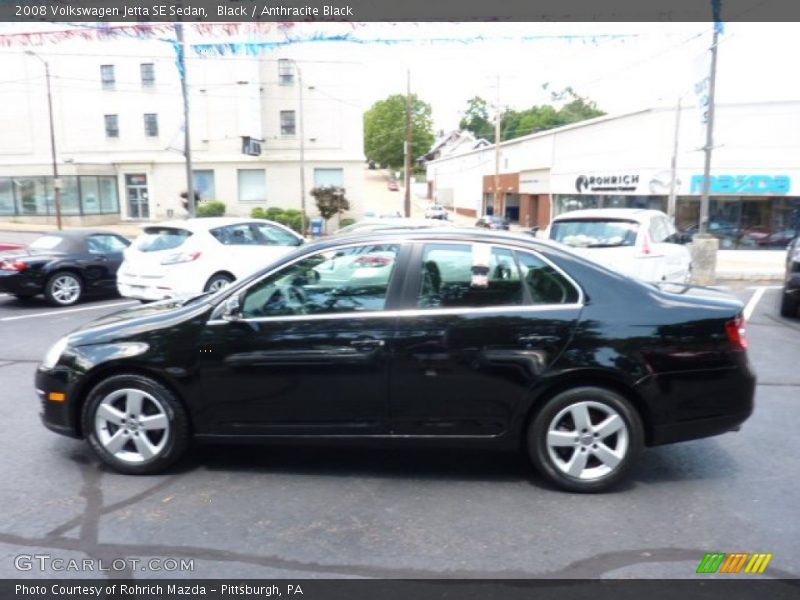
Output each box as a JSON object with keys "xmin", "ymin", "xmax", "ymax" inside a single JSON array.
[{"xmin": 419, "ymin": 130, "xmax": 490, "ymax": 165}]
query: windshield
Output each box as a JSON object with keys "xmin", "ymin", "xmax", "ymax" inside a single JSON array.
[
  {"xmin": 135, "ymin": 227, "xmax": 193, "ymax": 252},
  {"xmin": 550, "ymin": 219, "xmax": 639, "ymax": 248}
]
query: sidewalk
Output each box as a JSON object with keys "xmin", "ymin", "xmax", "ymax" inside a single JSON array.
[{"xmin": 0, "ymin": 219, "xmax": 788, "ymax": 282}]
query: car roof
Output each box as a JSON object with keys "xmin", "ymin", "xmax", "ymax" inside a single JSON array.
[
  {"xmin": 36, "ymin": 229, "xmax": 123, "ymax": 238},
  {"xmin": 141, "ymin": 217, "xmax": 286, "ymax": 233},
  {"xmin": 552, "ymin": 208, "xmax": 666, "ymax": 223}
]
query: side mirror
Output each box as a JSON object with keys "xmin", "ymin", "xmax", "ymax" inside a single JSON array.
[{"xmin": 222, "ymin": 294, "xmax": 242, "ymax": 321}]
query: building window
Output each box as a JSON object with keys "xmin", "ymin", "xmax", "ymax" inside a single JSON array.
[
  {"xmin": 278, "ymin": 59, "xmax": 294, "ymax": 85},
  {"xmin": 143, "ymin": 113, "xmax": 159, "ymax": 137},
  {"xmin": 313, "ymin": 168, "xmax": 344, "ymax": 188},
  {"xmin": 238, "ymin": 169, "xmax": 266, "ymax": 203},
  {"xmin": 100, "ymin": 64, "xmax": 115, "ymax": 90},
  {"xmin": 104, "ymin": 114, "xmax": 119, "ymax": 138},
  {"xmin": 280, "ymin": 110, "xmax": 296, "ymax": 136},
  {"xmin": 0, "ymin": 178, "xmax": 14, "ymax": 216},
  {"xmin": 193, "ymin": 170, "xmax": 216, "ymax": 200},
  {"xmin": 140, "ymin": 63, "xmax": 155, "ymax": 88}
]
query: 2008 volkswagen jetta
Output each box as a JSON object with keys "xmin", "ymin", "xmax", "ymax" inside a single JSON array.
[{"xmin": 35, "ymin": 229, "xmax": 755, "ymax": 492}]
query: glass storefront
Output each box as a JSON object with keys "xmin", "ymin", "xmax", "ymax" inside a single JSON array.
[
  {"xmin": 0, "ymin": 175, "xmax": 119, "ymax": 217},
  {"xmin": 675, "ymin": 196, "xmax": 800, "ymax": 249},
  {"xmin": 554, "ymin": 194, "xmax": 666, "ymax": 215}
]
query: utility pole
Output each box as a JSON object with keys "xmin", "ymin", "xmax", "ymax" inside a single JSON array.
[
  {"xmin": 295, "ymin": 60, "xmax": 307, "ymax": 235},
  {"xmin": 667, "ymin": 97, "xmax": 682, "ymax": 220},
  {"xmin": 493, "ymin": 75, "xmax": 501, "ymax": 216},
  {"xmin": 26, "ymin": 51, "xmax": 62, "ymax": 230},
  {"xmin": 403, "ymin": 69, "xmax": 412, "ymax": 218},
  {"xmin": 175, "ymin": 23, "xmax": 195, "ymax": 218}
]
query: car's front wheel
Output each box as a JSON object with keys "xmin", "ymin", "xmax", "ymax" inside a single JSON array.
[
  {"xmin": 82, "ymin": 374, "xmax": 190, "ymax": 474},
  {"xmin": 527, "ymin": 387, "xmax": 643, "ymax": 493}
]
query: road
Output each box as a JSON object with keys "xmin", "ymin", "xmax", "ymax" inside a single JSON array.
[{"xmin": 0, "ymin": 283, "xmax": 797, "ymax": 580}]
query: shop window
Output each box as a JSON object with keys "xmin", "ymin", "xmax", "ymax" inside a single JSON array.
[
  {"xmin": 0, "ymin": 178, "xmax": 13, "ymax": 215},
  {"xmin": 238, "ymin": 169, "xmax": 266, "ymax": 203},
  {"xmin": 313, "ymin": 168, "xmax": 344, "ymax": 187}
]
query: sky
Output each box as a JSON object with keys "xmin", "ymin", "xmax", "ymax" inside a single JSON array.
[{"xmin": 1, "ymin": 21, "xmax": 798, "ymax": 131}]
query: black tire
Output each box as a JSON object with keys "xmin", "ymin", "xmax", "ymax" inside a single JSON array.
[
  {"xmin": 780, "ymin": 288, "xmax": 799, "ymax": 318},
  {"xmin": 204, "ymin": 273, "xmax": 234, "ymax": 293},
  {"xmin": 81, "ymin": 374, "xmax": 190, "ymax": 475},
  {"xmin": 527, "ymin": 386, "xmax": 643, "ymax": 493},
  {"xmin": 44, "ymin": 271, "xmax": 83, "ymax": 306}
]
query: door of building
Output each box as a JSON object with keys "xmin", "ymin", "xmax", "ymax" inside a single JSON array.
[{"xmin": 125, "ymin": 174, "xmax": 149, "ymax": 220}]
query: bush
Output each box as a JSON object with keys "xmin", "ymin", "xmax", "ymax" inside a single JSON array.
[
  {"xmin": 339, "ymin": 218, "xmax": 356, "ymax": 229},
  {"xmin": 250, "ymin": 206, "xmax": 306, "ymax": 234},
  {"xmin": 196, "ymin": 200, "xmax": 226, "ymax": 217}
]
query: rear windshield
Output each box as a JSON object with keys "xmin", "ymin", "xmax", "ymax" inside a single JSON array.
[
  {"xmin": 135, "ymin": 227, "xmax": 193, "ymax": 252},
  {"xmin": 550, "ymin": 219, "xmax": 639, "ymax": 248}
]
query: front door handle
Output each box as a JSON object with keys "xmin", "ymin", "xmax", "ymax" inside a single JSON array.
[
  {"xmin": 518, "ymin": 334, "xmax": 559, "ymax": 344},
  {"xmin": 350, "ymin": 338, "xmax": 386, "ymax": 350}
]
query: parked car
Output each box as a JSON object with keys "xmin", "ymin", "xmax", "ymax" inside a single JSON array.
[
  {"xmin": 37, "ymin": 229, "xmax": 754, "ymax": 492},
  {"xmin": 476, "ymin": 215, "xmax": 510, "ymax": 230},
  {"xmin": 0, "ymin": 230, "xmax": 130, "ymax": 306},
  {"xmin": 334, "ymin": 218, "xmax": 456, "ymax": 235},
  {"xmin": 117, "ymin": 217, "xmax": 303, "ymax": 302},
  {"xmin": 780, "ymin": 235, "xmax": 800, "ymax": 318},
  {"xmin": 387, "ymin": 180, "xmax": 400, "ymax": 191},
  {"xmin": 425, "ymin": 203, "xmax": 449, "ymax": 220},
  {"xmin": 549, "ymin": 209, "xmax": 692, "ymax": 283}
]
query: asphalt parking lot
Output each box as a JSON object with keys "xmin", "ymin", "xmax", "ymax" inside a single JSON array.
[{"xmin": 0, "ymin": 283, "xmax": 797, "ymax": 580}]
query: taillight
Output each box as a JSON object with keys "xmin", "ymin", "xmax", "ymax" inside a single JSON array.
[
  {"xmin": 725, "ymin": 316, "xmax": 748, "ymax": 351},
  {"xmin": 160, "ymin": 251, "xmax": 201, "ymax": 265},
  {"xmin": 353, "ymin": 256, "xmax": 392, "ymax": 268},
  {"xmin": 0, "ymin": 259, "xmax": 27, "ymax": 272},
  {"xmin": 640, "ymin": 232, "xmax": 652, "ymax": 256}
]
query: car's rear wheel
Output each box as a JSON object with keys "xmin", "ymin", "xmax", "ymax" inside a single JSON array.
[
  {"xmin": 527, "ymin": 386, "xmax": 643, "ymax": 493},
  {"xmin": 780, "ymin": 288, "xmax": 799, "ymax": 318},
  {"xmin": 82, "ymin": 374, "xmax": 190, "ymax": 474},
  {"xmin": 44, "ymin": 272, "xmax": 83, "ymax": 306},
  {"xmin": 204, "ymin": 273, "xmax": 234, "ymax": 293}
]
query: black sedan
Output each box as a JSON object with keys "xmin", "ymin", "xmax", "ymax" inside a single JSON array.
[
  {"xmin": 780, "ymin": 236, "xmax": 800, "ymax": 318},
  {"xmin": 35, "ymin": 229, "xmax": 755, "ymax": 492},
  {"xmin": 0, "ymin": 230, "xmax": 130, "ymax": 306}
]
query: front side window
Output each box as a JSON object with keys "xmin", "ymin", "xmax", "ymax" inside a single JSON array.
[
  {"xmin": 417, "ymin": 243, "xmax": 523, "ymax": 309},
  {"xmin": 252, "ymin": 222, "xmax": 303, "ymax": 246},
  {"xmin": 88, "ymin": 234, "xmax": 129, "ymax": 254},
  {"xmin": 241, "ymin": 244, "xmax": 400, "ymax": 319},
  {"xmin": 210, "ymin": 223, "xmax": 259, "ymax": 246},
  {"xmin": 280, "ymin": 110, "xmax": 296, "ymax": 136}
]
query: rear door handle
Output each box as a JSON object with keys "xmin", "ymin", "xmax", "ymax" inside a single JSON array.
[
  {"xmin": 518, "ymin": 334, "xmax": 559, "ymax": 344},
  {"xmin": 350, "ymin": 338, "xmax": 386, "ymax": 350}
]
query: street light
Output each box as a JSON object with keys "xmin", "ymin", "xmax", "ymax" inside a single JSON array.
[{"xmin": 25, "ymin": 50, "xmax": 62, "ymax": 230}]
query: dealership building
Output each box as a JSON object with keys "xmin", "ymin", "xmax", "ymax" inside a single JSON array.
[{"xmin": 426, "ymin": 100, "xmax": 800, "ymax": 249}]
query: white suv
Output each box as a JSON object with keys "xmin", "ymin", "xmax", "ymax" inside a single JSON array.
[
  {"xmin": 548, "ymin": 208, "xmax": 692, "ymax": 283},
  {"xmin": 117, "ymin": 217, "xmax": 303, "ymax": 301}
]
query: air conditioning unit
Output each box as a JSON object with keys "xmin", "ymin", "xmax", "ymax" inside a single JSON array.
[{"xmin": 241, "ymin": 136, "xmax": 262, "ymax": 157}]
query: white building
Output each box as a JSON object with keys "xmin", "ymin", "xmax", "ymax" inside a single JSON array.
[
  {"xmin": 0, "ymin": 33, "xmax": 365, "ymax": 226},
  {"xmin": 427, "ymin": 101, "xmax": 800, "ymax": 248}
]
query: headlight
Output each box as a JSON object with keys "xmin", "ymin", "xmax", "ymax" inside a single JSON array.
[{"xmin": 41, "ymin": 336, "xmax": 69, "ymax": 370}]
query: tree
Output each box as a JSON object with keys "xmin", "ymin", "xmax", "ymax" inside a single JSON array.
[
  {"xmin": 458, "ymin": 87, "xmax": 605, "ymax": 142},
  {"xmin": 310, "ymin": 186, "xmax": 350, "ymax": 224},
  {"xmin": 364, "ymin": 94, "xmax": 434, "ymax": 169}
]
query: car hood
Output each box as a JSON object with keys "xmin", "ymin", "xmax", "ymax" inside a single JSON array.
[{"xmin": 67, "ymin": 296, "xmax": 214, "ymax": 346}]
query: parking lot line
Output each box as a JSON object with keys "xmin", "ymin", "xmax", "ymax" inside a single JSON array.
[
  {"xmin": 744, "ymin": 286, "xmax": 768, "ymax": 321},
  {"xmin": 0, "ymin": 300, "xmax": 137, "ymax": 322}
]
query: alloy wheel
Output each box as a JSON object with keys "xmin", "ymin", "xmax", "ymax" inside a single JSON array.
[
  {"xmin": 94, "ymin": 388, "xmax": 170, "ymax": 464},
  {"xmin": 50, "ymin": 274, "xmax": 81, "ymax": 305},
  {"xmin": 546, "ymin": 400, "xmax": 629, "ymax": 480}
]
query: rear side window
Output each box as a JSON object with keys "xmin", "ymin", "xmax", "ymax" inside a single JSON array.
[
  {"xmin": 30, "ymin": 235, "xmax": 68, "ymax": 251},
  {"xmin": 135, "ymin": 227, "xmax": 192, "ymax": 252},
  {"xmin": 550, "ymin": 219, "xmax": 639, "ymax": 248},
  {"xmin": 517, "ymin": 251, "xmax": 580, "ymax": 305}
]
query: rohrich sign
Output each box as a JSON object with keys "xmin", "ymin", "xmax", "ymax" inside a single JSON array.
[
  {"xmin": 690, "ymin": 175, "xmax": 792, "ymax": 195},
  {"xmin": 575, "ymin": 174, "xmax": 640, "ymax": 193}
]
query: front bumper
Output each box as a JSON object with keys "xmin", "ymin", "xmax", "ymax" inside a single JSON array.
[{"xmin": 36, "ymin": 367, "xmax": 82, "ymax": 439}]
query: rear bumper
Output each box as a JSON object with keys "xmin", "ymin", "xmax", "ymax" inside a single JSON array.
[
  {"xmin": 0, "ymin": 271, "xmax": 39, "ymax": 295},
  {"xmin": 117, "ymin": 273, "xmax": 200, "ymax": 301}
]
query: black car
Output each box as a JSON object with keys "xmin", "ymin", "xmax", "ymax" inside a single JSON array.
[
  {"xmin": 780, "ymin": 236, "xmax": 800, "ymax": 318},
  {"xmin": 476, "ymin": 215, "xmax": 510, "ymax": 230},
  {"xmin": 0, "ymin": 230, "xmax": 130, "ymax": 306},
  {"xmin": 36, "ymin": 229, "xmax": 755, "ymax": 492}
]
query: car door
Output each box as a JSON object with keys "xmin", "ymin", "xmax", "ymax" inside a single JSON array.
[
  {"xmin": 194, "ymin": 241, "xmax": 408, "ymax": 435},
  {"xmin": 85, "ymin": 234, "xmax": 130, "ymax": 292},
  {"xmin": 389, "ymin": 241, "xmax": 582, "ymax": 437}
]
